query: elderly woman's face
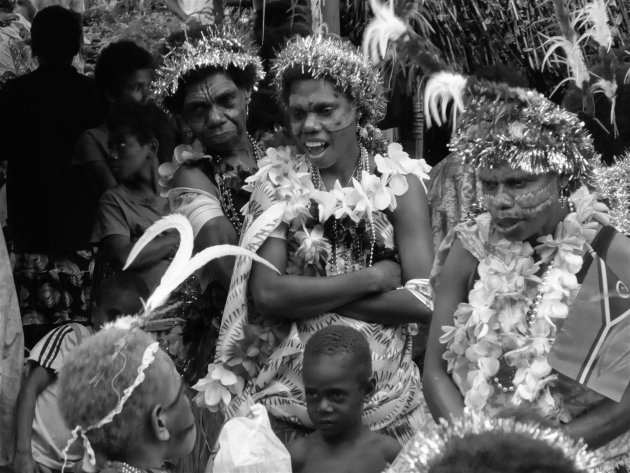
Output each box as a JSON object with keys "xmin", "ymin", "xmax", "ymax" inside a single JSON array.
[
  {"xmin": 182, "ymin": 72, "xmax": 249, "ymax": 153},
  {"xmin": 287, "ymin": 79, "xmax": 357, "ymax": 170},
  {"xmin": 478, "ymin": 165, "xmax": 563, "ymax": 242}
]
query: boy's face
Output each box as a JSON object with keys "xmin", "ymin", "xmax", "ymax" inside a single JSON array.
[
  {"xmin": 92, "ymin": 289, "xmax": 145, "ymax": 330},
  {"xmin": 303, "ymin": 353, "xmax": 370, "ymax": 440},
  {"xmin": 118, "ymin": 68, "xmax": 153, "ymax": 105},
  {"xmin": 154, "ymin": 353, "xmax": 196, "ymax": 459},
  {"xmin": 107, "ymin": 131, "xmax": 152, "ymax": 182}
]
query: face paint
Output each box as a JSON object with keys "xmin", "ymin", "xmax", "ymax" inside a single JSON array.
[
  {"xmin": 478, "ymin": 165, "xmax": 562, "ymax": 242},
  {"xmin": 182, "ymin": 72, "xmax": 249, "ymax": 153},
  {"xmin": 287, "ymin": 79, "xmax": 359, "ymax": 171}
]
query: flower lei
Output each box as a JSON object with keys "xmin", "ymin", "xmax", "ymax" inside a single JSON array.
[
  {"xmin": 191, "ymin": 142, "xmax": 431, "ymax": 412},
  {"xmin": 440, "ymin": 187, "xmax": 610, "ymax": 419},
  {"xmin": 244, "ymin": 142, "xmax": 431, "ymax": 274}
]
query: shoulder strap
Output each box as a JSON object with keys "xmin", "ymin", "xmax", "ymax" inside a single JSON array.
[{"xmin": 576, "ymin": 225, "xmax": 618, "ymax": 284}]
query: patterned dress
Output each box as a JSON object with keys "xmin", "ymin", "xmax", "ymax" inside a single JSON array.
[{"xmin": 214, "ymin": 149, "xmax": 432, "ymax": 444}]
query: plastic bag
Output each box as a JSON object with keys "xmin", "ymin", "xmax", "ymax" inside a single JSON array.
[{"xmin": 212, "ymin": 404, "xmax": 292, "ymax": 473}]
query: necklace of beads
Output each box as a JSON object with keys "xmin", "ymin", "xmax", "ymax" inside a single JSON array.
[
  {"xmin": 491, "ymin": 261, "xmax": 555, "ymax": 393},
  {"xmin": 309, "ymin": 146, "xmax": 376, "ymax": 275},
  {"xmin": 214, "ymin": 133, "xmax": 262, "ymax": 235},
  {"xmin": 107, "ymin": 461, "xmax": 146, "ymax": 473}
]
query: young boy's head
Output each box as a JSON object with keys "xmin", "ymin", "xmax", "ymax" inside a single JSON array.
[
  {"xmin": 106, "ymin": 102, "xmax": 167, "ymax": 183},
  {"xmin": 302, "ymin": 325, "xmax": 374, "ymax": 439},
  {"xmin": 58, "ymin": 328, "xmax": 196, "ymax": 467},
  {"xmin": 95, "ymin": 40, "xmax": 155, "ymax": 105},
  {"xmin": 91, "ymin": 273, "xmax": 150, "ymax": 329}
]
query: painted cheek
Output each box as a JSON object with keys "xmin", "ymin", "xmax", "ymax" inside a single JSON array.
[{"xmin": 513, "ymin": 183, "xmax": 555, "ymax": 217}]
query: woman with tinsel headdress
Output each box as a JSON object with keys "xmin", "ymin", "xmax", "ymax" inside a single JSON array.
[
  {"xmin": 152, "ymin": 23, "xmax": 266, "ymax": 381},
  {"xmin": 193, "ymin": 34, "xmax": 435, "ymax": 445},
  {"xmin": 419, "ymin": 71, "xmax": 630, "ymax": 471}
]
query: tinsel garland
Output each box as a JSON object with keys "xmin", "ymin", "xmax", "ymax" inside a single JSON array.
[
  {"xmin": 592, "ymin": 152, "xmax": 630, "ymax": 235},
  {"xmin": 270, "ymin": 35, "xmax": 387, "ymax": 126},
  {"xmin": 154, "ymin": 24, "xmax": 265, "ymax": 102},
  {"xmin": 385, "ymin": 409, "xmax": 601, "ymax": 473}
]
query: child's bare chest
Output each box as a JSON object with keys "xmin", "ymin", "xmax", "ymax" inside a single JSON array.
[{"xmin": 300, "ymin": 447, "xmax": 388, "ymax": 473}]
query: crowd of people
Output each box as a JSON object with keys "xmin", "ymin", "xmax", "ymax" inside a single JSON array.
[{"xmin": 1, "ymin": 1, "xmax": 630, "ymax": 473}]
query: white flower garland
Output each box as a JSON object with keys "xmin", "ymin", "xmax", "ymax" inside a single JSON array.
[
  {"xmin": 441, "ymin": 187, "xmax": 609, "ymax": 418},
  {"xmin": 244, "ymin": 143, "xmax": 431, "ymax": 227},
  {"xmin": 191, "ymin": 142, "xmax": 431, "ymax": 412}
]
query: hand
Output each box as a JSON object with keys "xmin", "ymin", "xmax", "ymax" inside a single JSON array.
[
  {"xmin": 13, "ymin": 451, "xmax": 37, "ymax": 473},
  {"xmin": 0, "ymin": 12, "xmax": 18, "ymax": 25},
  {"xmin": 368, "ymin": 259, "xmax": 402, "ymax": 293}
]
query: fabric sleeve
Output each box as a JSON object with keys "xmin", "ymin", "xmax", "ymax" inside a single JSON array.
[
  {"xmin": 71, "ymin": 128, "xmax": 107, "ymax": 166},
  {"xmin": 167, "ymin": 187, "xmax": 224, "ymax": 237},
  {"xmin": 69, "ymin": 0, "xmax": 85, "ymax": 13},
  {"xmin": 91, "ymin": 190, "xmax": 130, "ymax": 243},
  {"xmin": 28, "ymin": 325, "xmax": 79, "ymax": 373}
]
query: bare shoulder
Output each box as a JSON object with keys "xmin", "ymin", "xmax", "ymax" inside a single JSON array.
[
  {"xmin": 287, "ymin": 435, "xmax": 311, "ymax": 472},
  {"xmin": 606, "ymin": 231, "xmax": 630, "ymax": 284},
  {"xmin": 171, "ymin": 165, "xmax": 218, "ymax": 195},
  {"xmin": 364, "ymin": 431, "xmax": 402, "ymax": 464}
]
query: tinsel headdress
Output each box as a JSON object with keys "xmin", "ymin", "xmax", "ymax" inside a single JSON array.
[
  {"xmin": 271, "ymin": 35, "xmax": 386, "ymax": 126},
  {"xmin": 385, "ymin": 410, "xmax": 601, "ymax": 473},
  {"xmin": 423, "ymin": 72, "xmax": 596, "ymax": 185},
  {"xmin": 155, "ymin": 25, "xmax": 265, "ymax": 104}
]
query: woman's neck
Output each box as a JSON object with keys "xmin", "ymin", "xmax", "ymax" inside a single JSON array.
[
  {"xmin": 319, "ymin": 141, "xmax": 362, "ymax": 188},
  {"xmin": 212, "ymin": 132, "xmax": 256, "ymax": 170}
]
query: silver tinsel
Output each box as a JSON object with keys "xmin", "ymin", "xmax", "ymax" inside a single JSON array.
[
  {"xmin": 154, "ymin": 24, "xmax": 265, "ymax": 103},
  {"xmin": 592, "ymin": 152, "xmax": 630, "ymax": 235},
  {"xmin": 449, "ymin": 79, "xmax": 595, "ymax": 185},
  {"xmin": 271, "ymin": 35, "xmax": 386, "ymax": 126},
  {"xmin": 385, "ymin": 410, "xmax": 601, "ymax": 473}
]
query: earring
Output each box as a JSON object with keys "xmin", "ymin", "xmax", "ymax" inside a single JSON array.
[{"xmin": 560, "ymin": 187, "xmax": 575, "ymax": 212}]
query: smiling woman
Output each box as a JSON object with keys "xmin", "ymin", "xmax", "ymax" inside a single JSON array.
[{"xmin": 195, "ymin": 35, "xmax": 436, "ymax": 447}]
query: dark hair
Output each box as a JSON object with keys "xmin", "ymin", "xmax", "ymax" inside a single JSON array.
[
  {"xmin": 304, "ymin": 325, "xmax": 372, "ymax": 383},
  {"xmin": 93, "ymin": 273, "xmax": 149, "ymax": 307},
  {"xmin": 163, "ymin": 26, "xmax": 258, "ymax": 114},
  {"xmin": 30, "ymin": 6, "xmax": 81, "ymax": 62},
  {"xmin": 428, "ymin": 430, "xmax": 581, "ymax": 473},
  {"xmin": 106, "ymin": 101, "xmax": 169, "ymax": 146},
  {"xmin": 94, "ymin": 40, "xmax": 154, "ymax": 99},
  {"xmin": 472, "ymin": 64, "xmax": 531, "ymax": 89}
]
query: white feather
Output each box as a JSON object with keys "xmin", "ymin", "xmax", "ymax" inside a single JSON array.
[
  {"xmin": 150, "ymin": 244, "xmax": 280, "ymax": 308},
  {"xmin": 542, "ymin": 35, "xmax": 589, "ymax": 90},
  {"xmin": 423, "ymin": 72, "xmax": 467, "ymax": 130},
  {"xmin": 124, "ymin": 213, "xmax": 194, "ymax": 311},
  {"xmin": 362, "ymin": 0, "xmax": 407, "ymax": 64},
  {"xmin": 572, "ymin": 0, "xmax": 614, "ymax": 51},
  {"xmin": 592, "ymin": 77, "xmax": 619, "ymax": 135}
]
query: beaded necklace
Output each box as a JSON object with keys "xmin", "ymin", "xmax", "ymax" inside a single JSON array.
[
  {"xmin": 214, "ymin": 133, "xmax": 262, "ymax": 235},
  {"xmin": 106, "ymin": 461, "xmax": 146, "ymax": 473},
  {"xmin": 309, "ymin": 146, "xmax": 376, "ymax": 275}
]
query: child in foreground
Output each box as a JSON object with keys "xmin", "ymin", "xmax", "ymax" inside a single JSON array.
[
  {"xmin": 57, "ymin": 327, "xmax": 196, "ymax": 473},
  {"xmin": 288, "ymin": 325, "xmax": 401, "ymax": 473}
]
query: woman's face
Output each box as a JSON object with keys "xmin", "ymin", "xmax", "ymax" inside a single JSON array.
[
  {"xmin": 181, "ymin": 72, "xmax": 249, "ymax": 153},
  {"xmin": 478, "ymin": 164, "xmax": 565, "ymax": 242},
  {"xmin": 287, "ymin": 79, "xmax": 358, "ymax": 170}
]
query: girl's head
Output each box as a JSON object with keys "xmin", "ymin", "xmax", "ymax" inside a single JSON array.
[
  {"xmin": 106, "ymin": 102, "xmax": 167, "ymax": 183},
  {"xmin": 91, "ymin": 273, "xmax": 149, "ymax": 329},
  {"xmin": 58, "ymin": 328, "xmax": 196, "ymax": 466},
  {"xmin": 157, "ymin": 26, "xmax": 264, "ymax": 153},
  {"xmin": 95, "ymin": 41, "xmax": 155, "ymax": 105}
]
